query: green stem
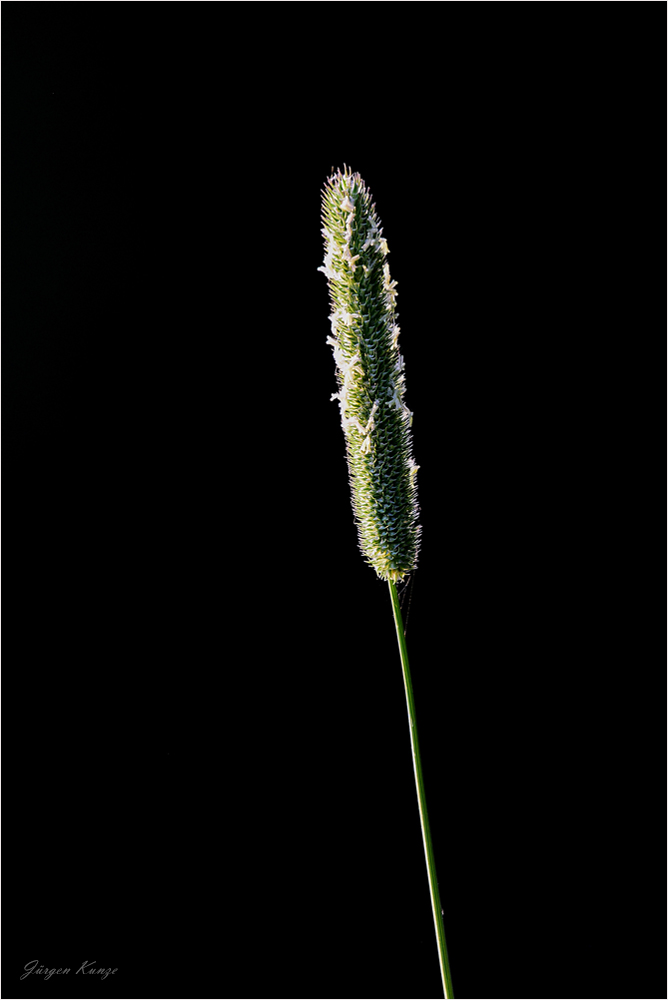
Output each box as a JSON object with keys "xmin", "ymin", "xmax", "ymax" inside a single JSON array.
[{"xmin": 388, "ymin": 580, "xmax": 454, "ymax": 999}]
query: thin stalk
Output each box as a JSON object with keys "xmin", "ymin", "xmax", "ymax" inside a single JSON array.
[{"xmin": 388, "ymin": 580, "xmax": 454, "ymax": 999}]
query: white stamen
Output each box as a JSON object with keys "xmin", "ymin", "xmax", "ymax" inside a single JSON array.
[
  {"xmin": 386, "ymin": 389, "xmax": 403, "ymax": 411},
  {"xmin": 341, "ymin": 244, "xmax": 360, "ymax": 270}
]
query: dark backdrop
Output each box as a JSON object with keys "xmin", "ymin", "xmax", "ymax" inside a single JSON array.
[{"xmin": 3, "ymin": 6, "xmax": 664, "ymax": 999}]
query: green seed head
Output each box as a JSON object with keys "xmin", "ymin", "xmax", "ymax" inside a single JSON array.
[{"xmin": 320, "ymin": 167, "xmax": 421, "ymax": 583}]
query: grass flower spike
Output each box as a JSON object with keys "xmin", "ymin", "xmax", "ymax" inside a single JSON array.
[
  {"xmin": 319, "ymin": 167, "xmax": 420, "ymax": 583},
  {"xmin": 320, "ymin": 168, "xmax": 455, "ymax": 998}
]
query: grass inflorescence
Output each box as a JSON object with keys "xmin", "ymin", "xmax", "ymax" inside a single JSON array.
[{"xmin": 319, "ymin": 167, "xmax": 421, "ymax": 583}]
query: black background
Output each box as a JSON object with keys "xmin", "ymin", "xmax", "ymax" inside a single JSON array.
[{"xmin": 4, "ymin": 6, "xmax": 665, "ymax": 999}]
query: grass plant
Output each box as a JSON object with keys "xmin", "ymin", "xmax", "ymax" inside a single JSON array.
[{"xmin": 319, "ymin": 167, "xmax": 454, "ymax": 998}]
